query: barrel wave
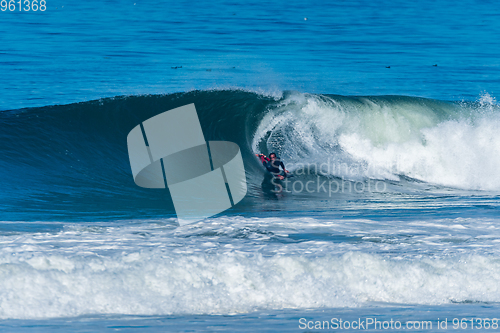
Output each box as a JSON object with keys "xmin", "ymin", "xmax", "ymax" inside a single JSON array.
[
  {"xmin": 1, "ymin": 90, "xmax": 500, "ymax": 320},
  {"xmin": 1, "ymin": 90, "xmax": 499, "ymax": 221}
]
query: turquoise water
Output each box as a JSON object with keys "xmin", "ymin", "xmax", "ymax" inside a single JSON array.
[{"xmin": 1, "ymin": 0, "xmax": 500, "ymax": 331}]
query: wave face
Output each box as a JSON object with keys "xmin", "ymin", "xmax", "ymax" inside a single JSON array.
[
  {"xmin": 1, "ymin": 90, "xmax": 499, "ymax": 220},
  {"xmin": 0, "ymin": 90, "xmax": 275, "ymax": 220}
]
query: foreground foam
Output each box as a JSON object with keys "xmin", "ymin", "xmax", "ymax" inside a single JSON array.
[
  {"xmin": 1, "ymin": 216, "xmax": 500, "ymax": 319},
  {"xmin": 1, "ymin": 250, "xmax": 500, "ymax": 319}
]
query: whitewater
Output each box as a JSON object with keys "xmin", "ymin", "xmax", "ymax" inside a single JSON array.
[{"xmin": 2, "ymin": 214, "xmax": 500, "ymax": 320}]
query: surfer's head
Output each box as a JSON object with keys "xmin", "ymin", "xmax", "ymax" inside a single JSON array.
[{"xmin": 269, "ymin": 153, "xmax": 277, "ymax": 160}]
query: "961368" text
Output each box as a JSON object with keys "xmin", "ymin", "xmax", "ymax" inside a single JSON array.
[{"xmin": 1, "ymin": 0, "xmax": 46, "ymax": 11}]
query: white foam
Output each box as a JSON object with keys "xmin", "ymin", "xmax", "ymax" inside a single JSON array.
[
  {"xmin": 1, "ymin": 216, "xmax": 500, "ymax": 319},
  {"xmin": 203, "ymin": 86, "xmax": 284, "ymax": 100},
  {"xmin": 252, "ymin": 92, "xmax": 500, "ymax": 190},
  {"xmin": 2, "ymin": 248, "xmax": 500, "ymax": 319}
]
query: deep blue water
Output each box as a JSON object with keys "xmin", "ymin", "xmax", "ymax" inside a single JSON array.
[
  {"xmin": 1, "ymin": 0, "xmax": 500, "ymax": 331},
  {"xmin": 2, "ymin": 0, "xmax": 500, "ymax": 111}
]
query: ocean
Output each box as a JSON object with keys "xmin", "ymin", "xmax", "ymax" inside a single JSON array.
[{"xmin": 1, "ymin": 0, "xmax": 500, "ymax": 331}]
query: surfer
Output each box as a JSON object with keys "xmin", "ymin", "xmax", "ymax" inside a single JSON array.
[{"xmin": 256, "ymin": 153, "xmax": 290, "ymax": 180}]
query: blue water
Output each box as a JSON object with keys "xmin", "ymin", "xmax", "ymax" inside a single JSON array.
[
  {"xmin": 2, "ymin": 0, "xmax": 500, "ymax": 111},
  {"xmin": 2, "ymin": 0, "xmax": 500, "ymax": 331}
]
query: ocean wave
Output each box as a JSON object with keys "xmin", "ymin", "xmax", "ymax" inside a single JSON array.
[
  {"xmin": 1, "ymin": 90, "xmax": 499, "ymax": 220},
  {"xmin": 253, "ymin": 92, "xmax": 500, "ymax": 190}
]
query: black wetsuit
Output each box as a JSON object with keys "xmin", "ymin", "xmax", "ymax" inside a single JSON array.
[{"xmin": 265, "ymin": 158, "xmax": 285, "ymax": 175}]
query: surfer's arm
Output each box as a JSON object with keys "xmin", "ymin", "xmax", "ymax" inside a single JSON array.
[
  {"xmin": 280, "ymin": 161, "xmax": 289, "ymax": 173},
  {"xmin": 256, "ymin": 153, "xmax": 269, "ymax": 164}
]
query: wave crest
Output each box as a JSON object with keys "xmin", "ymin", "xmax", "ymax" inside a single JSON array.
[{"xmin": 253, "ymin": 92, "xmax": 500, "ymax": 190}]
